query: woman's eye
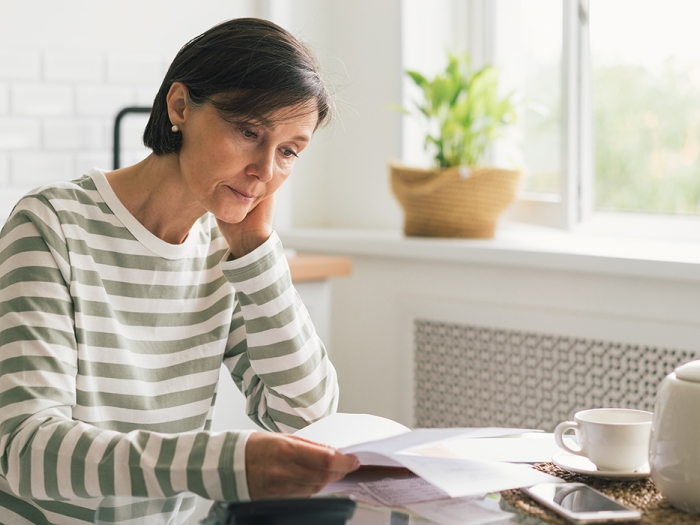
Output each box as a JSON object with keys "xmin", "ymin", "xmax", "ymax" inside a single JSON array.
[
  {"xmin": 282, "ymin": 148, "xmax": 299, "ymax": 159},
  {"xmin": 241, "ymin": 129, "xmax": 257, "ymax": 139}
]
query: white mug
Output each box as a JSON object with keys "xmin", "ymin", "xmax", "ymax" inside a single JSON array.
[{"xmin": 554, "ymin": 408, "xmax": 653, "ymax": 472}]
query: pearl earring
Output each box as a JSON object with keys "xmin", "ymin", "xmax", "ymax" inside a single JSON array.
[{"xmin": 171, "ymin": 124, "xmax": 180, "ymax": 133}]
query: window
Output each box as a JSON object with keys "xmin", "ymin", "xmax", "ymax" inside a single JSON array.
[{"xmin": 487, "ymin": 0, "xmax": 700, "ymax": 238}]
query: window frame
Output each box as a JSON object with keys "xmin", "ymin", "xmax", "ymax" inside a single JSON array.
[
  {"xmin": 491, "ymin": 0, "xmax": 700, "ymax": 241},
  {"xmin": 498, "ymin": 0, "xmax": 589, "ymax": 230}
]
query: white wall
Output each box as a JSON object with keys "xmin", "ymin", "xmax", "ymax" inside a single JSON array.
[
  {"xmin": 311, "ymin": 252, "xmax": 700, "ymax": 426},
  {"xmin": 0, "ymin": 1, "xmax": 257, "ymax": 53},
  {"xmin": 0, "ymin": 0, "xmax": 258, "ymax": 195},
  {"xmin": 275, "ymin": 0, "xmax": 405, "ymax": 230}
]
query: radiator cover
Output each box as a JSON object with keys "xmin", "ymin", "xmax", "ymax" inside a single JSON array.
[{"xmin": 414, "ymin": 319, "xmax": 700, "ymax": 431}]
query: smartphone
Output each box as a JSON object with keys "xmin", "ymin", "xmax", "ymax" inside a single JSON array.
[
  {"xmin": 522, "ymin": 483, "xmax": 641, "ymax": 524},
  {"xmin": 220, "ymin": 496, "xmax": 356, "ymax": 525}
]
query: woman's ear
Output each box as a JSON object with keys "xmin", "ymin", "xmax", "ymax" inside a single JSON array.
[{"xmin": 166, "ymin": 82, "xmax": 188, "ymax": 127}]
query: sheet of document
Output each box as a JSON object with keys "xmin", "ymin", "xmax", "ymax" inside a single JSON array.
[
  {"xmin": 391, "ymin": 455, "xmax": 559, "ymax": 498},
  {"xmin": 436, "ymin": 434, "xmax": 561, "ymax": 463},
  {"xmin": 294, "ymin": 413, "xmax": 410, "ymax": 449},
  {"xmin": 358, "ymin": 477, "xmax": 450, "ymax": 507},
  {"xmin": 299, "ymin": 414, "xmax": 559, "ymax": 499},
  {"xmin": 295, "ymin": 413, "xmax": 538, "ymax": 467},
  {"xmin": 328, "ymin": 476, "xmax": 517, "ymax": 525},
  {"xmin": 340, "ymin": 426, "xmax": 537, "ymax": 457},
  {"xmin": 294, "ymin": 413, "xmax": 537, "ymax": 454},
  {"xmin": 328, "ymin": 485, "xmax": 387, "ymax": 507},
  {"xmin": 319, "ymin": 467, "xmax": 416, "ymax": 496},
  {"xmin": 405, "ymin": 496, "xmax": 515, "ymax": 525}
]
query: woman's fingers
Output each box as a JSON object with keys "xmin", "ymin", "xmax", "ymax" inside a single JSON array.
[
  {"xmin": 216, "ymin": 193, "xmax": 276, "ymax": 259},
  {"xmin": 245, "ymin": 432, "xmax": 360, "ymax": 500},
  {"xmin": 287, "ymin": 435, "xmax": 359, "ymax": 471}
]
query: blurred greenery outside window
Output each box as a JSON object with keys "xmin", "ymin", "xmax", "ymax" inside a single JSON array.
[
  {"xmin": 505, "ymin": 0, "xmax": 700, "ymax": 218},
  {"xmin": 591, "ymin": 0, "xmax": 700, "ymax": 216}
]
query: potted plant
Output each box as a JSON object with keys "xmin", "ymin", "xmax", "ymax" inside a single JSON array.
[{"xmin": 391, "ymin": 52, "xmax": 521, "ymax": 238}]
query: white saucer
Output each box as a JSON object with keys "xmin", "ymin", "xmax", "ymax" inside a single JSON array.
[{"xmin": 552, "ymin": 451, "xmax": 650, "ymax": 479}]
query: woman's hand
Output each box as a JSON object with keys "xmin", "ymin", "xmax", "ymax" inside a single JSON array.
[
  {"xmin": 217, "ymin": 194, "xmax": 276, "ymax": 260},
  {"xmin": 245, "ymin": 431, "xmax": 360, "ymax": 500}
]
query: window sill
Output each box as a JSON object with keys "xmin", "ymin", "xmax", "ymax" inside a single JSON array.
[{"xmin": 279, "ymin": 222, "xmax": 700, "ymax": 283}]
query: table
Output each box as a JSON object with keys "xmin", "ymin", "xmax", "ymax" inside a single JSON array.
[
  {"xmin": 91, "ymin": 466, "xmax": 549, "ymax": 525},
  {"xmin": 91, "ymin": 462, "xmax": 700, "ymax": 525},
  {"xmin": 287, "ymin": 253, "xmax": 353, "ymax": 282},
  {"xmin": 91, "ymin": 492, "xmax": 546, "ymax": 525}
]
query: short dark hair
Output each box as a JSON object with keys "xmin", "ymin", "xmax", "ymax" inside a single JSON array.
[{"xmin": 143, "ymin": 18, "xmax": 333, "ymax": 155}]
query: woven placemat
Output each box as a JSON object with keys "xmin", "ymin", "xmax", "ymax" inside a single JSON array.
[{"xmin": 500, "ymin": 462, "xmax": 700, "ymax": 524}]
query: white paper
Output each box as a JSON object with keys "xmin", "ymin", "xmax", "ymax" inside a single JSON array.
[
  {"xmin": 346, "ymin": 452, "xmax": 406, "ymax": 467},
  {"xmin": 338, "ymin": 428, "xmax": 537, "ymax": 467},
  {"xmin": 406, "ymin": 496, "xmax": 515, "ymax": 525},
  {"xmin": 297, "ymin": 414, "xmax": 558, "ymax": 501},
  {"xmin": 391, "ymin": 455, "xmax": 560, "ymax": 498},
  {"xmin": 330, "ymin": 485, "xmax": 387, "ymax": 507},
  {"xmin": 295, "ymin": 413, "xmax": 536, "ymax": 468},
  {"xmin": 340, "ymin": 426, "xmax": 537, "ymax": 458},
  {"xmin": 294, "ymin": 413, "xmax": 410, "ymax": 449},
  {"xmin": 359, "ymin": 477, "xmax": 451, "ymax": 507},
  {"xmin": 439, "ymin": 434, "xmax": 561, "ymax": 463},
  {"xmin": 319, "ymin": 466, "xmax": 416, "ymax": 497}
]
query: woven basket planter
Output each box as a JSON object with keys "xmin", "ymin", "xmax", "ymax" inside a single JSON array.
[{"xmin": 390, "ymin": 163, "xmax": 522, "ymax": 238}]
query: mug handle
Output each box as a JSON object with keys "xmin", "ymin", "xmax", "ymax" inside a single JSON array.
[{"xmin": 554, "ymin": 421, "xmax": 585, "ymax": 456}]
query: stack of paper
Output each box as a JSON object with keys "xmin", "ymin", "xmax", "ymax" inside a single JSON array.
[{"xmin": 295, "ymin": 413, "xmax": 558, "ymax": 500}]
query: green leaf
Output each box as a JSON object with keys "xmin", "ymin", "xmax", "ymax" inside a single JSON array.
[
  {"xmin": 407, "ymin": 70, "xmax": 428, "ymax": 88},
  {"xmin": 392, "ymin": 50, "xmax": 518, "ymax": 167}
]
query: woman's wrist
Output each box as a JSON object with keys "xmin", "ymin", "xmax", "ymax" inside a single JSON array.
[{"xmin": 228, "ymin": 232, "xmax": 271, "ymax": 260}]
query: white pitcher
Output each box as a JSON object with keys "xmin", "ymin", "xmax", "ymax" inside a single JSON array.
[{"xmin": 649, "ymin": 360, "xmax": 700, "ymax": 514}]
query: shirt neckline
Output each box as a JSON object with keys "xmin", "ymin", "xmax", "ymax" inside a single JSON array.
[{"xmin": 89, "ymin": 168, "xmax": 204, "ymax": 260}]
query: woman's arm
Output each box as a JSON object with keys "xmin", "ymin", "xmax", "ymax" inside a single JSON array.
[
  {"xmin": 217, "ymin": 232, "xmax": 355, "ymax": 500},
  {"xmin": 220, "ymin": 232, "xmax": 339, "ymax": 433}
]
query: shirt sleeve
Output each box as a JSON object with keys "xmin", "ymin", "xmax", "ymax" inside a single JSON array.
[
  {"xmin": 0, "ymin": 197, "xmax": 251, "ymax": 504},
  {"xmin": 219, "ymin": 232, "xmax": 340, "ymax": 434}
]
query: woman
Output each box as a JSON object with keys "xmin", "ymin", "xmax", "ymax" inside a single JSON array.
[{"xmin": 0, "ymin": 18, "xmax": 358, "ymax": 525}]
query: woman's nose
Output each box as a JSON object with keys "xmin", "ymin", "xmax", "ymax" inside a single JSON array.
[{"xmin": 247, "ymin": 149, "xmax": 275, "ymax": 182}]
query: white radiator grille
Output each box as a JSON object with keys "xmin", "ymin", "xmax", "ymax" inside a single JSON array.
[{"xmin": 414, "ymin": 319, "xmax": 700, "ymax": 431}]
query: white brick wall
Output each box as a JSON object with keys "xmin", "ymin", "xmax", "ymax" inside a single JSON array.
[
  {"xmin": 76, "ymin": 86, "xmax": 137, "ymax": 117},
  {"xmin": 12, "ymin": 84, "xmax": 74, "ymax": 116},
  {"xmin": 44, "ymin": 51, "xmax": 104, "ymax": 83},
  {"xmin": 0, "ymin": 52, "xmax": 41, "ymax": 81},
  {"xmin": 107, "ymin": 52, "xmax": 165, "ymax": 84},
  {"xmin": 0, "ymin": 154, "xmax": 8, "ymax": 185},
  {"xmin": 136, "ymin": 86, "xmax": 159, "ymax": 106},
  {"xmin": 120, "ymin": 149, "xmax": 151, "ymax": 168},
  {"xmin": 75, "ymin": 151, "xmax": 112, "ymax": 177},
  {"xmin": 0, "ymin": 85, "xmax": 8, "ymax": 115},
  {"xmin": 44, "ymin": 119, "xmax": 105, "ymax": 151},
  {"xmin": 0, "ymin": 118, "xmax": 41, "ymax": 150},
  {"xmin": 12, "ymin": 152, "xmax": 74, "ymax": 186},
  {"xmin": 0, "ymin": 49, "xmax": 161, "ymax": 190}
]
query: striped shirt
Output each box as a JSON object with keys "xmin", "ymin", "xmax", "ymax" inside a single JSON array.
[{"xmin": 0, "ymin": 169, "xmax": 339, "ymax": 525}]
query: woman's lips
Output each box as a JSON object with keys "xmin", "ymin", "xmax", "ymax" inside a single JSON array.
[{"xmin": 229, "ymin": 187, "xmax": 255, "ymax": 202}]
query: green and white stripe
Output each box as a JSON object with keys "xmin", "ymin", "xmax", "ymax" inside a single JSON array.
[{"xmin": 0, "ymin": 169, "xmax": 338, "ymax": 525}]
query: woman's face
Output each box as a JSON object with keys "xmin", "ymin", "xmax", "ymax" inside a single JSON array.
[{"xmin": 177, "ymin": 100, "xmax": 318, "ymax": 224}]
